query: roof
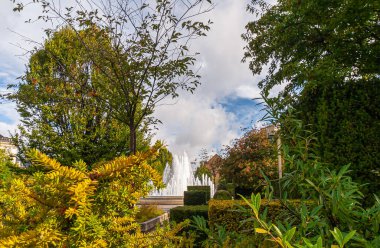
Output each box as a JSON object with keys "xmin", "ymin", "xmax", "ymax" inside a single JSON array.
[{"xmin": 0, "ymin": 134, "xmax": 12, "ymax": 143}]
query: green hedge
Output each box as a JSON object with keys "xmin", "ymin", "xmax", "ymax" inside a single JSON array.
[
  {"xmin": 208, "ymin": 199, "xmax": 313, "ymax": 232},
  {"xmin": 187, "ymin": 186, "xmax": 210, "ymax": 192},
  {"xmin": 213, "ymin": 190, "xmax": 232, "ymax": 200},
  {"xmin": 184, "ymin": 190, "xmax": 209, "ymax": 205},
  {"xmin": 170, "ymin": 205, "xmax": 209, "ymax": 223}
]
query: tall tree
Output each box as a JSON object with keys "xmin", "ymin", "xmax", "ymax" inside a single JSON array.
[
  {"xmin": 10, "ymin": 27, "xmax": 149, "ymax": 165},
  {"xmin": 12, "ymin": 0, "xmax": 214, "ymax": 154},
  {"xmin": 243, "ymin": 0, "xmax": 380, "ymax": 198}
]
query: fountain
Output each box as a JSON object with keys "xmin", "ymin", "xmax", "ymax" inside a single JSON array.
[{"xmin": 150, "ymin": 152, "xmax": 215, "ymax": 197}]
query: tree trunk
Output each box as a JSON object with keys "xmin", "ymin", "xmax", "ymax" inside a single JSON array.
[{"xmin": 129, "ymin": 124, "xmax": 137, "ymax": 154}]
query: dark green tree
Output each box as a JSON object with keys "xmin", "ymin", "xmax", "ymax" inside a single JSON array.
[
  {"xmin": 11, "ymin": 27, "xmax": 149, "ymax": 165},
  {"xmin": 243, "ymin": 0, "xmax": 380, "ymax": 198}
]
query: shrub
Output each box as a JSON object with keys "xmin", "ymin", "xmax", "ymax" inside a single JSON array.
[
  {"xmin": 226, "ymin": 183, "xmax": 235, "ymax": 197},
  {"xmin": 213, "ymin": 190, "xmax": 232, "ymax": 200},
  {"xmin": 184, "ymin": 190, "xmax": 209, "ymax": 205},
  {"xmin": 208, "ymin": 199, "xmax": 311, "ymax": 232},
  {"xmin": 187, "ymin": 185, "xmax": 210, "ymax": 192},
  {"xmin": 0, "ymin": 145, "xmax": 187, "ymax": 247},
  {"xmin": 170, "ymin": 205, "xmax": 209, "ymax": 223},
  {"xmin": 136, "ymin": 205, "xmax": 164, "ymax": 223}
]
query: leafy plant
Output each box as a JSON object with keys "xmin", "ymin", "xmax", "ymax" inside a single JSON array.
[
  {"xmin": 135, "ymin": 205, "xmax": 164, "ymax": 223},
  {"xmin": 0, "ymin": 143, "xmax": 187, "ymax": 247},
  {"xmin": 241, "ymin": 193, "xmax": 357, "ymax": 248}
]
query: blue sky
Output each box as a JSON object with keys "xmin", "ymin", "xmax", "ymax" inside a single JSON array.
[{"xmin": 0, "ymin": 0, "xmax": 273, "ymax": 159}]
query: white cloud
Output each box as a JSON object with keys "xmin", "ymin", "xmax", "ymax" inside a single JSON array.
[{"xmin": 153, "ymin": 95, "xmax": 239, "ymax": 159}]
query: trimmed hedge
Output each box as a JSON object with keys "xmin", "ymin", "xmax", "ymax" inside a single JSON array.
[
  {"xmin": 184, "ymin": 190, "xmax": 209, "ymax": 205},
  {"xmin": 213, "ymin": 190, "xmax": 232, "ymax": 200},
  {"xmin": 170, "ymin": 205, "xmax": 209, "ymax": 223},
  {"xmin": 187, "ymin": 186, "xmax": 210, "ymax": 192},
  {"xmin": 208, "ymin": 199, "xmax": 314, "ymax": 232}
]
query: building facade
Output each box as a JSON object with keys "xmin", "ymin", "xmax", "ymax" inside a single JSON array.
[{"xmin": 0, "ymin": 134, "xmax": 18, "ymax": 164}]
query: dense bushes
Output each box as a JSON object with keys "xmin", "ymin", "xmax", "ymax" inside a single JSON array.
[
  {"xmin": 0, "ymin": 145, "xmax": 188, "ymax": 247},
  {"xmin": 220, "ymin": 128, "xmax": 277, "ymax": 190},
  {"xmin": 213, "ymin": 190, "xmax": 232, "ymax": 200},
  {"xmin": 170, "ymin": 205, "xmax": 209, "ymax": 223},
  {"xmin": 294, "ymin": 80, "xmax": 380, "ymax": 201},
  {"xmin": 208, "ymin": 199, "xmax": 311, "ymax": 232},
  {"xmin": 183, "ymin": 185, "xmax": 211, "ymax": 205},
  {"xmin": 184, "ymin": 190, "xmax": 209, "ymax": 205},
  {"xmin": 187, "ymin": 186, "xmax": 210, "ymax": 192},
  {"xmin": 136, "ymin": 205, "xmax": 164, "ymax": 223}
]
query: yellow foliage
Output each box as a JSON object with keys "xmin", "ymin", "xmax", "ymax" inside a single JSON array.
[{"xmin": 0, "ymin": 145, "xmax": 183, "ymax": 247}]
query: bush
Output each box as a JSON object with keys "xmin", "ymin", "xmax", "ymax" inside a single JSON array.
[
  {"xmin": 170, "ymin": 205, "xmax": 209, "ymax": 223},
  {"xmin": 235, "ymin": 186, "xmax": 259, "ymax": 198},
  {"xmin": 136, "ymin": 205, "xmax": 164, "ymax": 223},
  {"xmin": 213, "ymin": 190, "xmax": 232, "ymax": 200},
  {"xmin": 226, "ymin": 183, "xmax": 235, "ymax": 197},
  {"xmin": 187, "ymin": 185, "xmax": 210, "ymax": 192},
  {"xmin": 208, "ymin": 199, "xmax": 311, "ymax": 232},
  {"xmin": 184, "ymin": 190, "xmax": 209, "ymax": 205}
]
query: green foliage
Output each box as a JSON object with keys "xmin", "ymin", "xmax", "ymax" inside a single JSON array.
[
  {"xmin": 148, "ymin": 140, "xmax": 173, "ymax": 176},
  {"xmin": 243, "ymin": 0, "xmax": 380, "ymax": 200},
  {"xmin": 184, "ymin": 191, "xmax": 209, "ymax": 206},
  {"xmin": 0, "ymin": 150, "xmax": 13, "ymax": 184},
  {"xmin": 220, "ymin": 128, "xmax": 277, "ymax": 188},
  {"xmin": 213, "ymin": 190, "xmax": 232, "ymax": 200},
  {"xmin": 243, "ymin": 0, "xmax": 379, "ymax": 99},
  {"xmin": 241, "ymin": 104, "xmax": 380, "ymax": 247},
  {"xmin": 10, "ymin": 27, "xmax": 149, "ymax": 165},
  {"xmin": 194, "ymin": 164, "xmax": 212, "ymax": 181},
  {"xmin": 170, "ymin": 205, "xmax": 209, "ymax": 224},
  {"xmin": 187, "ymin": 186, "xmax": 211, "ymax": 192},
  {"xmin": 0, "ymin": 144, "xmax": 189, "ymax": 247},
  {"xmin": 135, "ymin": 205, "xmax": 164, "ymax": 223},
  {"xmin": 294, "ymin": 80, "xmax": 380, "ymax": 201},
  {"xmin": 241, "ymin": 193, "xmax": 359, "ymax": 248},
  {"xmin": 208, "ymin": 199, "xmax": 311, "ymax": 233},
  {"xmin": 11, "ymin": 0, "xmax": 214, "ymax": 154}
]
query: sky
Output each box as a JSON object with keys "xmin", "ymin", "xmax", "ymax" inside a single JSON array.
[{"xmin": 0, "ymin": 0, "xmax": 270, "ymax": 160}]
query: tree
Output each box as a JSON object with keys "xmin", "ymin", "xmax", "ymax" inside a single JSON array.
[
  {"xmin": 12, "ymin": 0, "xmax": 214, "ymax": 154},
  {"xmin": 10, "ymin": 27, "xmax": 149, "ymax": 165},
  {"xmin": 243, "ymin": 0, "xmax": 380, "ymax": 198},
  {"xmin": 220, "ymin": 128, "xmax": 277, "ymax": 189},
  {"xmin": 0, "ymin": 144, "xmax": 189, "ymax": 247},
  {"xmin": 243, "ymin": 0, "xmax": 379, "ymax": 101},
  {"xmin": 294, "ymin": 80, "xmax": 380, "ymax": 200}
]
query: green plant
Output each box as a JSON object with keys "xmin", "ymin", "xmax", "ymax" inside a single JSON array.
[
  {"xmin": 184, "ymin": 191, "xmax": 209, "ymax": 206},
  {"xmin": 135, "ymin": 205, "xmax": 164, "ymax": 223},
  {"xmin": 208, "ymin": 199, "xmax": 311, "ymax": 233},
  {"xmin": 213, "ymin": 190, "xmax": 232, "ymax": 200},
  {"xmin": 170, "ymin": 205, "xmax": 209, "ymax": 224},
  {"xmin": 242, "ymin": 193, "xmax": 357, "ymax": 248},
  {"xmin": 187, "ymin": 186, "xmax": 211, "ymax": 192}
]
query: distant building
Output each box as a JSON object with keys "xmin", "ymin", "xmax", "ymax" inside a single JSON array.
[{"xmin": 0, "ymin": 134, "xmax": 18, "ymax": 164}]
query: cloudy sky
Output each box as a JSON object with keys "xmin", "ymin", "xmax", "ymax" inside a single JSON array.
[{"xmin": 0, "ymin": 0, "xmax": 269, "ymax": 160}]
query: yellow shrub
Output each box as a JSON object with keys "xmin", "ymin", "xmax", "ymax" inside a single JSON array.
[{"xmin": 0, "ymin": 145, "xmax": 185, "ymax": 247}]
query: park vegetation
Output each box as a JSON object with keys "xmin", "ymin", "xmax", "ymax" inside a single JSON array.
[{"xmin": 1, "ymin": 0, "xmax": 379, "ymax": 247}]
